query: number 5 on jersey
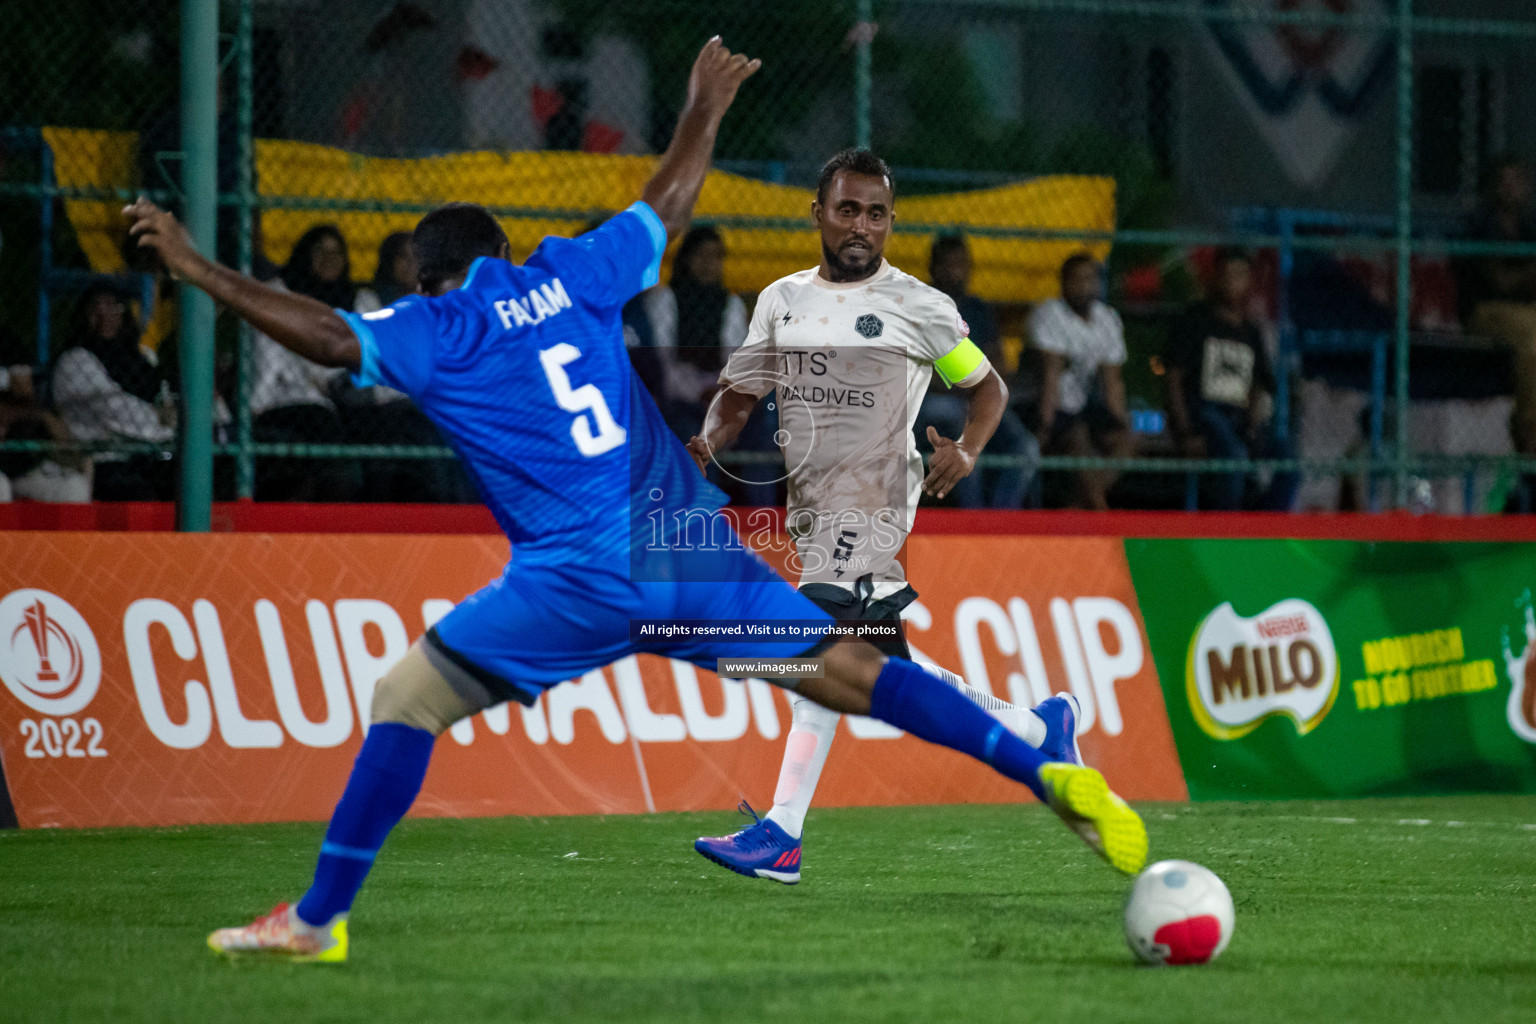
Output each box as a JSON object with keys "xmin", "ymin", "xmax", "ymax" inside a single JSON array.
[{"xmin": 538, "ymin": 342, "xmax": 627, "ymax": 456}]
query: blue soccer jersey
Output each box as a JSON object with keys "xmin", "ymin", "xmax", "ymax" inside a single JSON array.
[
  {"xmin": 337, "ymin": 201, "xmax": 832, "ymax": 695},
  {"xmin": 341, "ymin": 201, "xmax": 726, "ymax": 568}
]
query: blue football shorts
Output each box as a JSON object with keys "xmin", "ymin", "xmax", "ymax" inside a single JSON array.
[{"xmin": 426, "ymin": 543, "xmax": 833, "ymax": 705}]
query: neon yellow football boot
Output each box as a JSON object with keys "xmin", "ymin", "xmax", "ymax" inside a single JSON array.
[
  {"xmin": 1038, "ymin": 762, "xmax": 1148, "ymax": 875},
  {"xmin": 207, "ymin": 902, "xmax": 348, "ymax": 963}
]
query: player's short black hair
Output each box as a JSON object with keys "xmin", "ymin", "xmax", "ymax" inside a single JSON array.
[
  {"xmin": 930, "ymin": 232, "xmax": 969, "ymax": 265},
  {"xmin": 816, "ymin": 148, "xmax": 894, "ymax": 204},
  {"xmin": 1059, "ymin": 251, "xmax": 1100, "ymax": 281},
  {"xmin": 413, "ymin": 202, "xmax": 510, "ymax": 291}
]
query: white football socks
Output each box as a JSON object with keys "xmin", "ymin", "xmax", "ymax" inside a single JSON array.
[
  {"xmin": 763, "ymin": 662, "xmax": 1051, "ymax": 840},
  {"xmin": 764, "ymin": 697, "xmax": 839, "ymax": 840},
  {"xmin": 918, "ymin": 661, "xmax": 1049, "ymax": 749}
]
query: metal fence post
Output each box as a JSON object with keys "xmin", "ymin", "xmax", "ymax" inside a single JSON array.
[
  {"xmin": 177, "ymin": 0, "xmax": 218, "ymax": 531},
  {"xmin": 235, "ymin": 0, "xmax": 255, "ymax": 500},
  {"xmin": 1394, "ymin": 0, "xmax": 1414, "ymax": 508},
  {"xmin": 854, "ymin": 0, "xmax": 873, "ymax": 149},
  {"xmin": 178, "ymin": 0, "xmax": 221, "ymax": 534}
]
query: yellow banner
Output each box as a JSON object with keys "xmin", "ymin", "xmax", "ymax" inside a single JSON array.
[
  {"xmin": 41, "ymin": 127, "xmax": 138, "ymax": 275},
  {"xmin": 45, "ymin": 128, "xmax": 1114, "ymax": 304}
]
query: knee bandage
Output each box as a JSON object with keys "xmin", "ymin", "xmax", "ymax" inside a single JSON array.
[{"xmin": 370, "ymin": 644, "xmax": 486, "ymax": 736}]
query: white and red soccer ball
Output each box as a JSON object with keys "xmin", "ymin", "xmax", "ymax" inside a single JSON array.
[{"xmin": 1124, "ymin": 860, "xmax": 1234, "ymax": 966}]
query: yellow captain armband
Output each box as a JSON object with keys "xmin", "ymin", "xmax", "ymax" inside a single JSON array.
[{"xmin": 933, "ymin": 337, "xmax": 986, "ymax": 387}]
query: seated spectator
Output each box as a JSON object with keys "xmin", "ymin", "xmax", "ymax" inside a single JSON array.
[
  {"xmin": 642, "ymin": 225, "xmax": 748, "ymax": 435},
  {"xmin": 51, "ymin": 281, "xmax": 174, "ymax": 500},
  {"xmin": 251, "ymin": 225, "xmax": 361, "ymax": 500},
  {"xmin": 642, "ymin": 226, "xmax": 776, "ymax": 504},
  {"xmin": 0, "ymin": 414, "xmax": 91, "ymax": 504},
  {"xmin": 1030, "ymin": 253, "xmax": 1135, "ymax": 510},
  {"xmin": 354, "ymin": 232, "xmax": 417, "ymax": 313},
  {"xmin": 283, "ymin": 224, "xmax": 357, "ymax": 310},
  {"xmin": 1166, "ymin": 249, "xmax": 1297, "ymax": 511},
  {"xmin": 916, "ymin": 233, "xmax": 1038, "ymax": 508},
  {"xmin": 1461, "ymin": 155, "xmax": 1536, "ymax": 455},
  {"xmin": 347, "ymin": 233, "xmax": 472, "ymax": 502},
  {"xmin": 0, "ymin": 330, "xmax": 89, "ymax": 503}
]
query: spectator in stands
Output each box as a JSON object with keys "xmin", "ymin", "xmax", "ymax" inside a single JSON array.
[
  {"xmin": 347, "ymin": 233, "xmax": 471, "ymax": 502},
  {"xmin": 643, "ymin": 226, "xmax": 747, "ymax": 434},
  {"xmin": 1030, "ymin": 253, "xmax": 1135, "ymax": 510},
  {"xmin": 0, "ymin": 328, "xmax": 89, "ymax": 503},
  {"xmin": 642, "ymin": 226, "xmax": 775, "ymax": 504},
  {"xmin": 916, "ymin": 233, "xmax": 1037, "ymax": 508},
  {"xmin": 250, "ymin": 226, "xmax": 360, "ymax": 500},
  {"xmin": 1166, "ymin": 249, "xmax": 1297, "ymax": 511},
  {"xmin": 0, "ymin": 411, "xmax": 92, "ymax": 504},
  {"xmin": 1463, "ymin": 155, "xmax": 1536, "ymax": 455},
  {"xmin": 51, "ymin": 281, "xmax": 172, "ymax": 500},
  {"xmin": 283, "ymin": 225, "xmax": 358, "ymax": 310},
  {"xmin": 355, "ymin": 232, "xmax": 416, "ymax": 311}
]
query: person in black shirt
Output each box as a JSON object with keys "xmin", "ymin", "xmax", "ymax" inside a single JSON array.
[{"xmin": 1166, "ymin": 249, "xmax": 1296, "ymax": 510}]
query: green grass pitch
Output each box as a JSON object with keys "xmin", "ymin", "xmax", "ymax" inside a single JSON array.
[{"xmin": 3, "ymin": 797, "xmax": 1535, "ymax": 1023}]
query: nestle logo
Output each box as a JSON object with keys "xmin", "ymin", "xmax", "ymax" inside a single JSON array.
[{"xmin": 1255, "ymin": 615, "xmax": 1309, "ymax": 640}]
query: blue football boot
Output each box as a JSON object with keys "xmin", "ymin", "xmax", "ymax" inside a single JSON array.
[
  {"xmin": 1036, "ymin": 693, "xmax": 1084, "ymax": 766},
  {"xmin": 694, "ymin": 802, "xmax": 802, "ymax": 884}
]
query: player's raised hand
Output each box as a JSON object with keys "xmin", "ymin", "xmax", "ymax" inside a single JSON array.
[
  {"xmin": 642, "ymin": 38, "xmax": 760, "ymax": 239},
  {"xmin": 686, "ymin": 36, "xmax": 761, "ymax": 119},
  {"xmin": 685, "ymin": 435, "xmax": 713, "ymax": 476},
  {"xmin": 123, "ymin": 197, "xmax": 202, "ymax": 280},
  {"xmin": 922, "ymin": 425, "xmax": 977, "ymax": 500}
]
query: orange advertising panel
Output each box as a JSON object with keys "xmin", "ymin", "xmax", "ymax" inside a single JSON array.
[{"xmin": 0, "ymin": 533, "xmax": 1184, "ymax": 829}]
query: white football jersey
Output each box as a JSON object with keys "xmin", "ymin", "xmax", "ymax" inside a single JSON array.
[{"xmin": 718, "ymin": 260, "xmax": 988, "ymax": 594}]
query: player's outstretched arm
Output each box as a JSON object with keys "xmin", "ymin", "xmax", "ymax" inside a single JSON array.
[
  {"xmin": 641, "ymin": 37, "xmax": 761, "ymax": 240},
  {"xmin": 685, "ymin": 385, "xmax": 757, "ymax": 474},
  {"xmin": 923, "ymin": 368, "xmax": 1007, "ymax": 499},
  {"xmin": 123, "ymin": 199, "xmax": 360, "ymax": 369}
]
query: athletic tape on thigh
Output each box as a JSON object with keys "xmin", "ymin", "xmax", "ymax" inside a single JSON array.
[{"xmin": 372, "ymin": 644, "xmax": 482, "ymax": 734}]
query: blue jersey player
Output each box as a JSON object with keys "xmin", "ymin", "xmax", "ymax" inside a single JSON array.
[{"xmin": 127, "ymin": 38, "xmax": 1145, "ymax": 963}]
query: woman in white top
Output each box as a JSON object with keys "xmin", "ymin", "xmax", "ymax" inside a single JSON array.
[{"xmin": 50, "ymin": 282, "xmax": 170, "ymax": 500}]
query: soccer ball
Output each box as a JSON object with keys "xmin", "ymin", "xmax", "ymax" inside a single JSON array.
[{"xmin": 1124, "ymin": 860, "xmax": 1234, "ymax": 965}]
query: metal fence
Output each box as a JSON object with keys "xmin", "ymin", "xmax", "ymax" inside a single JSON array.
[{"xmin": 4, "ymin": 0, "xmax": 1536, "ymax": 517}]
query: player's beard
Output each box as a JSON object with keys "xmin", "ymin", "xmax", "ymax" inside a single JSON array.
[{"xmin": 822, "ymin": 239, "xmax": 882, "ymax": 283}]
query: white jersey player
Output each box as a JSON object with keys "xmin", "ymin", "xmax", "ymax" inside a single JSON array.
[{"xmin": 688, "ymin": 149, "xmax": 1086, "ymax": 884}]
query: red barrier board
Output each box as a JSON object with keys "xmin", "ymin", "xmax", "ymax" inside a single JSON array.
[
  {"xmin": 0, "ymin": 532, "xmax": 1185, "ymax": 828},
  {"xmin": 6, "ymin": 502, "xmax": 1536, "ymax": 542}
]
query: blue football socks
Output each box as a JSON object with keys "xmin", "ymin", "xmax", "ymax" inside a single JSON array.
[
  {"xmin": 295, "ymin": 723, "xmax": 435, "ymax": 926},
  {"xmin": 868, "ymin": 656, "xmax": 1050, "ymax": 803}
]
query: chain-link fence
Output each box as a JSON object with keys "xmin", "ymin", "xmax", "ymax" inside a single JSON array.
[{"xmin": 4, "ymin": 0, "xmax": 1536, "ymax": 513}]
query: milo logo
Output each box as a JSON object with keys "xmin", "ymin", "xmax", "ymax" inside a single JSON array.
[{"xmin": 1186, "ymin": 599, "xmax": 1339, "ymax": 740}]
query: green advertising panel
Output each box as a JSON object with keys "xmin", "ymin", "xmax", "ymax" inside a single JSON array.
[{"xmin": 1125, "ymin": 539, "xmax": 1536, "ymax": 801}]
